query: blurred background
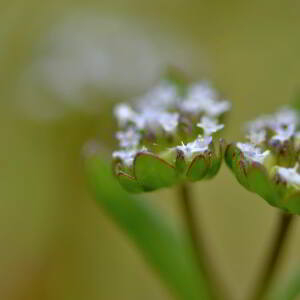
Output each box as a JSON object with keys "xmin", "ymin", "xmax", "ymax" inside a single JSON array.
[{"xmin": 1, "ymin": 0, "xmax": 300, "ymax": 299}]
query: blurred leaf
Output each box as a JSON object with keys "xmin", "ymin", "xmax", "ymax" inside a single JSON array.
[
  {"xmin": 85, "ymin": 152, "xmax": 211, "ymax": 300},
  {"xmin": 268, "ymin": 268, "xmax": 300, "ymax": 300}
]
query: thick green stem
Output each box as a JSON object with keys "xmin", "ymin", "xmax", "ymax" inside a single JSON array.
[
  {"xmin": 250, "ymin": 212, "xmax": 294, "ymax": 300},
  {"xmin": 179, "ymin": 183, "xmax": 231, "ymax": 300}
]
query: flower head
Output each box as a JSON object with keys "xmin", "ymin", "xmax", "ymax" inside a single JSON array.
[
  {"xmin": 112, "ymin": 77, "xmax": 230, "ymax": 192},
  {"xmin": 226, "ymin": 106, "xmax": 300, "ymax": 214}
]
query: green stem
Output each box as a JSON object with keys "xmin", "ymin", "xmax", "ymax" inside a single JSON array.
[
  {"xmin": 179, "ymin": 183, "xmax": 231, "ymax": 300},
  {"xmin": 250, "ymin": 212, "xmax": 294, "ymax": 300}
]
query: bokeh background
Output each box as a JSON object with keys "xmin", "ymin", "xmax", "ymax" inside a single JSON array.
[{"xmin": 1, "ymin": 0, "xmax": 300, "ymax": 299}]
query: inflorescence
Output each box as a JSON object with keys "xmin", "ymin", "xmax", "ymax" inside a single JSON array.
[
  {"xmin": 226, "ymin": 107, "xmax": 300, "ymax": 214},
  {"xmin": 112, "ymin": 79, "xmax": 230, "ymax": 193}
]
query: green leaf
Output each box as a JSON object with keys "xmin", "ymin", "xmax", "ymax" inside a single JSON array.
[
  {"xmin": 134, "ymin": 152, "xmax": 178, "ymax": 191},
  {"xmin": 268, "ymin": 268, "xmax": 300, "ymax": 300},
  {"xmin": 85, "ymin": 154, "xmax": 211, "ymax": 300}
]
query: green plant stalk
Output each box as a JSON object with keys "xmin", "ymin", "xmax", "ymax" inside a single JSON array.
[
  {"xmin": 179, "ymin": 183, "xmax": 231, "ymax": 300},
  {"xmin": 250, "ymin": 212, "xmax": 294, "ymax": 300},
  {"xmin": 268, "ymin": 266, "xmax": 300, "ymax": 300},
  {"xmin": 85, "ymin": 153, "xmax": 211, "ymax": 300}
]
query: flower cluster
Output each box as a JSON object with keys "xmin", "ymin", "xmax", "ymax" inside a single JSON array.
[
  {"xmin": 112, "ymin": 79, "xmax": 230, "ymax": 193},
  {"xmin": 225, "ymin": 107, "xmax": 300, "ymax": 214}
]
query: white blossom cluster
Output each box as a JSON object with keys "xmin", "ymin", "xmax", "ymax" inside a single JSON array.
[
  {"xmin": 246, "ymin": 107, "xmax": 298, "ymax": 144},
  {"xmin": 180, "ymin": 82, "xmax": 231, "ymax": 117},
  {"xmin": 275, "ymin": 163, "xmax": 300, "ymax": 186},
  {"xmin": 176, "ymin": 136, "xmax": 212, "ymax": 159},
  {"xmin": 236, "ymin": 143, "xmax": 271, "ymax": 164},
  {"xmin": 197, "ymin": 116, "xmax": 224, "ymax": 136},
  {"xmin": 113, "ymin": 80, "xmax": 228, "ymax": 167},
  {"xmin": 114, "ymin": 83, "xmax": 180, "ymax": 134},
  {"xmin": 238, "ymin": 107, "xmax": 300, "ymax": 187}
]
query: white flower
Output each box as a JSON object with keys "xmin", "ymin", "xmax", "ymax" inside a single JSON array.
[
  {"xmin": 275, "ymin": 107, "xmax": 298, "ymax": 126},
  {"xmin": 276, "ymin": 164, "xmax": 300, "ymax": 186},
  {"xmin": 246, "ymin": 129, "xmax": 266, "ymax": 144},
  {"xmin": 157, "ymin": 111, "xmax": 179, "ymax": 133},
  {"xmin": 270, "ymin": 123, "xmax": 296, "ymax": 143},
  {"xmin": 113, "ymin": 147, "xmax": 147, "ymax": 167},
  {"xmin": 114, "ymin": 102, "xmax": 179, "ymax": 133},
  {"xmin": 246, "ymin": 107, "xmax": 298, "ymax": 143},
  {"xmin": 204, "ymin": 100, "xmax": 231, "ymax": 117},
  {"xmin": 187, "ymin": 82, "xmax": 218, "ymax": 102},
  {"xmin": 237, "ymin": 143, "xmax": 270, "ymax": 164},
  {"xmin": 197, "ymin": 116, "xmax": 224, "ymax": 136},
  {"xmin": 180, "ymin": 82, "xmax": 230, "ymax": 117},
  {"xmin": 116, "ymin": 128, "xmax": 141, "ymax": 148},
  {"xmin": 176, "ymin": 136, "xmax": 212, "ymax": 158},
  {"xmin": 114, "ymin": 103, "xmax": 138, "ymax": 127},
  {"xmin": 246, "ymin": 115, "xmax": 273, "ymax": 133},
  {"xmin": 137, "ymin": 81, "xmax": 179, "ymax": 111}
]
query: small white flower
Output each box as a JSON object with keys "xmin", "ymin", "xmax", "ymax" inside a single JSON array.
[
  {"xmin": 197, "ymin": 116, "xmax": 224, "ymax": 136},
  {"xmin": 114, "ymin": 103, "xmax": 138, "ymax": 127},
  {"xmin": 187, "ymin": 82, "xmax": 218, "ymax": 102},
  {"xmin": 246, "ymin": 129, "xmax": 266, "ymax": 144},
  {"xmin": 204, "ymin": 100, "xmax": 231, "ymax": 117},
  {"xmin": 246, "ymin": 115, "xmax": 272, "ymax": 133},
  {"xmin": 180, "ymin": 82, "xmax": 231, "ymax": 117},
  {"xmin": 270, "ymin": 123, "xmax": 296, "ymax": 143},
  {"xmin": 177, "ymin": 136, "xmax": 212, "ymax": 158},
  {"xmin": 246, "ymin": 107, "xmax": 298, "ymax": 141},
  {"xmin": 113, "ymin": 147, "xmax": 147, "ymax": 167},
  {"xmin": 116, "ymin": 128, "xmax": 141, "ymax": 148},
  {"xmin": 137, "ymin": 81, "xmax": 179, "ymax": 110},
  {"xmin": 237, "ymin": 142, "xmax": 270, "ymax": 164},
  {"xmin": 179, "ymin": 82, "xmax": 216, "ymax": 114},
  {"xmin": 275, "ymin": 107, "xmax": 298, "ymax": 126},
  {"xmin": 158, "ymin": 112, "xmax": 179, "ymax": 133},
  {"xmin": 276, "ymin": 164, "xmax": 300, "ymax": 186},
  {"xmin": 131, "ymin": 109, "xmax": 179, "ymax": 133}
]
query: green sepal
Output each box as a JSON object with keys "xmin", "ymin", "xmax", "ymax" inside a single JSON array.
[
  {"xmin": 205, "ymin": 139, "xmax": 225, "ymax": 179},
  {"xmin": 186, "ymin": 154, "xmax": 209, "ymax": 182},
  {"xmin": 224, "ymin": 142, "xmax": 235, "ymax": 171},
  {"xmin": 116, "ymin": 171, "xmax": 144, "ymax": 193},
  {"xmin": 247, "ymin": 162, "xmax": 279, "ymax": 206},
  {"xmin": 175, "ymin": 149, "xmax": 187, "ymax": 175},
  {"xmin": 225, "ymin": 143, "xmax": 250, "ymax": 190},
  {"xmin": 281, "ymin": 191, "xmax": 300, "ymax": 214},
  {"xmin": 134, "ymin": 152, "xmax": 178, "ymax": 191}
]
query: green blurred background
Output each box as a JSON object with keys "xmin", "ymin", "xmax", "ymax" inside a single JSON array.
[{"xmin": 1, "ymin": 0, "xmax": 300, "ymax": 299}]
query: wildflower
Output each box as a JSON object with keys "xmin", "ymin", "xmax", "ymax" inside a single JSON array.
[
  {"xmin": 225, "ymin": 107, "xmax": 300, "ymax": 214},
  {"xmin": 197, "ymin": 116, "xmax": 224, "ymax": 136},
  {"xmin": 112, "ymin": 78, "xmax": 230, "ymax": 193}
]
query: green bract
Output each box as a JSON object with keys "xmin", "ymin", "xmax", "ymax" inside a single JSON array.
[
  {"xmin": 225, "ymin": 107, "xmax": 300, "ymax": 214},
  {"xmin": 112, "ymin": 79, "xmax": 230, "ymax": 193}
]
